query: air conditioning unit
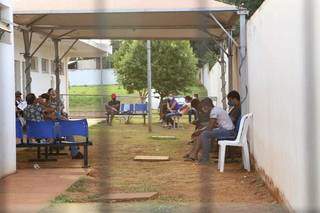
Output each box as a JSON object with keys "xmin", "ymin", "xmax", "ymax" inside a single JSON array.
[
  {"xmin": 0, "ymin": 19, "xmax": 10, "ymax": 32},
  {"xmin": 0, "ymin": 18, "xmax": 11, "ymax": 40}
]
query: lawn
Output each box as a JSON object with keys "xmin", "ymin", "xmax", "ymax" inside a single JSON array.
[
  {"xmin": 50, "ymin": 116, "xmax": 277, "ymax": 208},
  {"xmin": 67, "ymin": 84, "xmax": 208, "ymax": 112}
]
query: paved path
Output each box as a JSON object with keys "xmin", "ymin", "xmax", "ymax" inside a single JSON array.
[
  {"xmin": 42, "ymin": 202, "xmax": 285, "ymax": 213},
  {"xmin": 0, "ymin": 168, "xmax": 88, "ymax": 213},
  {"xmin": 87, "ymin": 118, "xmax": 105, "ymax": 127}
]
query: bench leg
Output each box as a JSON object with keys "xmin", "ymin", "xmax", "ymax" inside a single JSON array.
[
  {"xmin": 45, "ymin": 145, "xmax": 49, "ymax": 160},
  {"xmin": 37, "ymin": 147, "xmax": 41, "ymax": 160},
  {"xmin": 84, "ymin": 143, "xmax": 88, "ymax": 168},
  {"xmin": 143, "ymin": 115, "xmax": 146, "ymax": 125}
]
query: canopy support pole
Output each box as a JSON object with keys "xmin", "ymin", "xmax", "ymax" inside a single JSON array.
[
  {"xmin": 209, "ymin": 13, "xmax": 239, "ymax": 47},
  {"xmin": 227, "ymin": 30, "xmax": 233, "ymax": 92},
  {"xmin": 22, "ymin": 30, "xmax": 32, "ymax": 94},
  {"xmin": 219, "ymin": 41, "xmax": 227, "ymax": 110},
  {"xmin": 147, "ymin": 40, "xmax": 152, "ymax": 132},
  {"xmin": 53, "ymin": 39, "xmax": 61, "ymax": 97},
  {"xmin": 238, "ymin": 9, "xmax": 249, "ymax": 113}
]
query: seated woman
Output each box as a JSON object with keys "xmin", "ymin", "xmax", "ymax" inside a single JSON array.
[
  {"xmin": 47, "ymin": 88, "xmax": 67, "ymax": 119},
  {"xmin": 164, "ymin": 94, "xmax": 179, "ymax": 127}
]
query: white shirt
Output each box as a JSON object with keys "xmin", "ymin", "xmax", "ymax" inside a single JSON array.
[{"xmin": 210, "ymin": 106, "xmax": 234, "ymax": 130}]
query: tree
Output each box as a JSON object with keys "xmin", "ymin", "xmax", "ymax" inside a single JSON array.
[
  {"xmin": 222, "ymin": 0, "xmax": 264, "ymax": 16},
  {"xmin": 191, "ymin": 0, "xmax": 265, "ymax": 67},
  {"xmin": 113, "ymin": 40, "xmax": 198, "ymax": 101}
]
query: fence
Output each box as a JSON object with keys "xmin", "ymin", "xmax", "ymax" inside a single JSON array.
[{"xmin": 61, "ymin": 94, "xmax": 217, "ymax": 118}]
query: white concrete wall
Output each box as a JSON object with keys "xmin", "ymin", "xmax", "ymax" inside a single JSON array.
[
  {"xmin": 0, "ymin": 0, "xmax": 16, "ymax": 178},
  {"xmin": 77, "ymin": 59, "xmax": 98, "ymax": 70},
  {"xmin": 247, "ymin": 0, "xmax": 320, "ymax": 210},
  {"xmin": 200, "ymin": 61, "xmax": 228, "ymax": 107},
  {"xmin": 69, "ymin": 69, "xmax": 118, "ymax": 86}
]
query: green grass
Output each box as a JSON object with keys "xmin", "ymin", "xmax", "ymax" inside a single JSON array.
[
  {"xmin": 52, "ymin": 194, "xmax": 74, "ymax": 204},
  {"xmin": 67, "ymin": 84, "xmax": 207, "ymax": 112},
  {"xmin": 66, "ymin": 177, "xmax": 89, "ymax": 193}
]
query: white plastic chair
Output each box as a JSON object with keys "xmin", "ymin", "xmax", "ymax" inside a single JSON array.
[{"xmin": 218, "ymin": 113, "xmax": 253, "ymax": 172}]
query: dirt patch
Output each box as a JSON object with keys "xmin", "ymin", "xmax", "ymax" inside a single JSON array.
[{"xmin": 17, "ymin": 117, "xmax": 279, "ymax": 206}]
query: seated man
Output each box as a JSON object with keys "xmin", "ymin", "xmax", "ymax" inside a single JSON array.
[
  {"xmin": 184, "ymin": 98, "xmax": 235, "ymax": 163},
  {"xmin": 105, "ymin": 93, "xmax": 120, "ymax": 125},
  {"xmin": 198, "ymin": 98, "xmax": 235, "ymax": 164},
  {"xmin": 227, "ymin": 90, "xmax": 242, "ymax": 128}
]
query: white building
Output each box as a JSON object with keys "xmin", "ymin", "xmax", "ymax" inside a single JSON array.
[
  {"xmin": 68, "ymin": 57, "xmax": 118, "ymax": 86},
  {"xmin": 13, "ymin": 31, "xmax": 107, "ymax": 111}
]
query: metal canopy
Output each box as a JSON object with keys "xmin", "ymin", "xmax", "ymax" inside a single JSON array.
[{"xmin": 13, "ymin": 0, "xmax": 239, "ymax": 40}]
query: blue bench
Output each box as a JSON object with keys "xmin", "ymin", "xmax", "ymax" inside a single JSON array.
[
  {"xmin": 16, "ymin": 119, "xmax": 92, "ymax": 168},
  {"xmin": 116, "ymin": 103, "xmax": 148, "ymax": 124}
]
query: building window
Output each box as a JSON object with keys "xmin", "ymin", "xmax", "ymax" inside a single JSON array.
[
  {"xmin": 41, "ymin": 58, "xmax": 49, "ymax": 73},
  {"xmin": 31, "ymin": 57, "xmax": 38, "ymax": 72}
]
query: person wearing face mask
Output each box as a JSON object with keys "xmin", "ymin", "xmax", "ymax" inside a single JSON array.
[
  {"xmin": 196, "ymin": 98, "xmax": 235, "ymax": 164},
  {"xmin": 105, "ymin": 93, "xmax": 121, "ymax": 125},
  {"xmin": 164, "ymin": 94, "xmax": 179, "ymax": 127},
  {"xmin": 227, "ymin": 90, "xmax": 241, "ymax": 127}
]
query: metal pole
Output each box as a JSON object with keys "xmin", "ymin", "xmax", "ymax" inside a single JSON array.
[
  {"xmin": 219, "ymin": 41, "xmax": 227, "ymax": 110},
  {"xmin": 100, "ymin": 56, "xmax": 103, "ymax": 85},
  {"xmin": 238, "ymin": 9, "xmax": 249, "ymax": 113},
  {"xmin": 53, "ymin": 39, "xmax": 61, "ymax": 97},
  {"xmin": 22, "ymin": 30, "xmax": 32, "ymax": 94},
  {"xmin": 227, "ymin": 30, "xmax": 233, "ymax": 93},
  {"xmin": 147, "ymin": 40, "xmax": 152, "ymax": 132}
]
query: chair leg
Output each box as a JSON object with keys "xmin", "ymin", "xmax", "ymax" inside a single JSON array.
[
  {"xmin": 219, "ymin": 144, "xmax": 226, "ymax": 172},
  {"xmin": 84, "ymin": 143, "xmax": 88, "ymax": 168},
  {"xmin": 243, "ymin": 142, "xmax": 250, "ymax": 171}
]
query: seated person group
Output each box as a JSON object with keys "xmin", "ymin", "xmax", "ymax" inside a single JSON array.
[
  {"xmin": 160, "ymin": 91, "xmax": 241, "ymax": 165},
  {"xmin": 15, "ymin": 88, "xmax": 83, "ymax": 159}
]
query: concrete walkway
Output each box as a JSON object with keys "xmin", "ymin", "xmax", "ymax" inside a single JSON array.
[
  {"xmin": 87, "ymin": 118, "xmax": 105, "ymax": 127},
  {"xmin": 42, "ymin": 202, "xmax": 285, "ymax": 213},
  {"xmin": 0, "ymin": 168, "xmax": 88, "ymax": 213}
]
